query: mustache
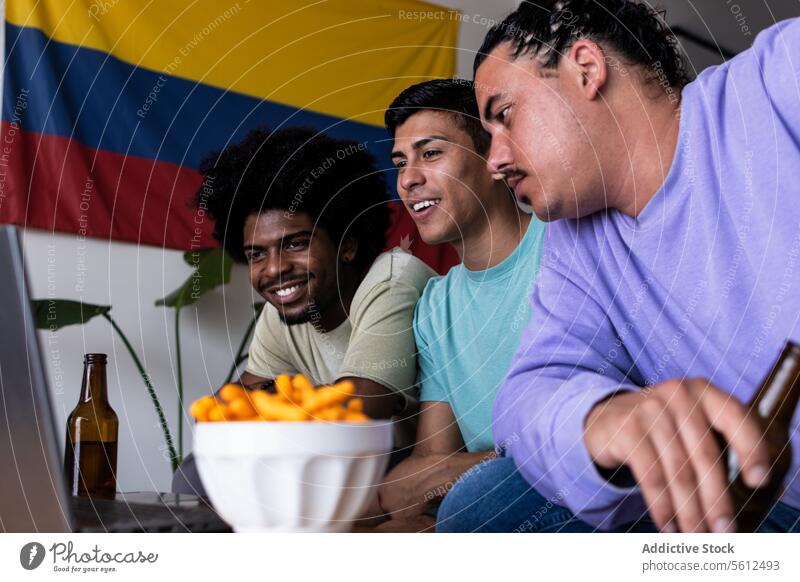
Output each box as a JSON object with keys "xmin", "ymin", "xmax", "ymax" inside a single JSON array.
[
  {"xmin": 491, "ymin": 168, "xmax": 526, "ymax": 182},
  {"xmin": 503, "ymin": 169, "xmax": 525, "ymax": 179}
]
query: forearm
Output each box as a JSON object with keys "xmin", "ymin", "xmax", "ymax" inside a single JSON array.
[
  {"xmin": 237, "ymin": 371, "xmax": 271, "ymax": 390},
  {"xmin": 496, "ymin": 368, "xmax": 646, "ymax": 529},
  {"xmin": 379, "ymin": 450, "xmax": 496, "ymax": 517}
]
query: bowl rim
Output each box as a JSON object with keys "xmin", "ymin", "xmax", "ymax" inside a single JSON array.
[{"xmin": 192, "ymin": 418, "xmax": 395, "ymax": 457}]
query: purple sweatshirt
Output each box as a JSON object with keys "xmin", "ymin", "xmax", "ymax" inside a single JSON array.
[{"xmin": 495, "ymin": 18, "xmax": 800, "ymax": 529}]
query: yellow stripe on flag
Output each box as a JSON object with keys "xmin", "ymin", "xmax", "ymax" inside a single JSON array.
[{"xmin": 7, "ymin": 0, "xmax": 459, "ymax": 126}]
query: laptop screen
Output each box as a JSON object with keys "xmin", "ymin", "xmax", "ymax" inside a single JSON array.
[{"xmin": 0, "ymin": 225, "xmax": 73, "ymax": 532}]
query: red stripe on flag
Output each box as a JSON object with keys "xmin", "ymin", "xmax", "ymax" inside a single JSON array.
[
  {"xmin": 0, "ymin": 122, "xmax": 216, "ymax": 250},
  {"xmin": 0, "ymin": 123, "xmax": 459, "ymax": 274}
]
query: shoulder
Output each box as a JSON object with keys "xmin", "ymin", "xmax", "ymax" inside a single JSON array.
[
  {"xmin": 689, "ymin": 18, "xmax": 800, "ymax": 117},
  {"xmin": 352, "ymin": 248, "xmax": 436, "ymax": 306},
  {"xmin": 412, "ymin": 265, "xmax": 463, "ymax": 340},
  {"xmin": 750, "ymin": 17, "xmax": 799, "ymax": 60},
  {"xmin": 416, "ymin": 266, "xmax": 457, "ymax": 311},
  {"xmin": 363, "ymin": 248, "xmax": 436, "ymax": 289}
]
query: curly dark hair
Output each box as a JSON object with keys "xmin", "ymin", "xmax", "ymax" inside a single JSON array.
[
  {"xmin": 196, "ymin": 127, "xmax": 390, "ymax": 267},
  {"xmin": 474, "ymin": 0, "xmax": 689, "ymax": 89},
  {"xmin": 384, "ymin": 79, "xmax": 491, "ymax": 155}
]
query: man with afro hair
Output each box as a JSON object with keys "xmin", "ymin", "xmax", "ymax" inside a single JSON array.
[{"xmin": 173, "ymin": 127, "xmax": 434, "ymax": 498}]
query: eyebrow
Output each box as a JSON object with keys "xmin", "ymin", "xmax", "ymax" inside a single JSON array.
[
  {"xmin": 243, "ymin": 229, "xmax": 313, "ymax": 250},
  {"xmin": 482, "ymin": 94, "xmax": 501, "ymax": 122},
  {"xmin": 391, "ymin": 135, "xmax": 451, "ymax": 159}
]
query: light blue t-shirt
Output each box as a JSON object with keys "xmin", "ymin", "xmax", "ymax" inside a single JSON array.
[{"xmin": 413, "ymin": 216, "xmax": 546, "ymax": 451}]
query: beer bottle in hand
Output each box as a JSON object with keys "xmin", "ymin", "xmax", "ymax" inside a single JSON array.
[
  {"xmin": 64, "ymin": 353, "xmax": 119, "ymax": 498},
  {"xmin": 725, "ymin": 340, "xmax": 800, "ymax": 531}
]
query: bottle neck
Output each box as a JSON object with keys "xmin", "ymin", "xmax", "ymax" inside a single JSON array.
[
  {"xmin": 752, "ymin": 342, "xmax": 800, "ymax": 426},
  {"xmin": 79, "ymin": 355, "xmax": 108, "ymax": 404}
]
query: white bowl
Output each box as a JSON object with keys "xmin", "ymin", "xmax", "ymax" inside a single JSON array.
[{"xmin": 193, "ymin": 420, "xmax": 393, "ymax": 532}]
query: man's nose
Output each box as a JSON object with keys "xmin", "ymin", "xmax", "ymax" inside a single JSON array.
[
  {"xmin": 399, "ymin": 164, "xmax": 425, "ymax": 194},
  {"xmin": 486, "ymin": 131, "xmax": 515, "ymax": 176},
  {"xmin": 264, "ymin": 249, "xmax": 291, "ymax": 279}
]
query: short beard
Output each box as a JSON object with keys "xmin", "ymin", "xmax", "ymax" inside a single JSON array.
[{"xmin": 277, "ymin": 300, "xmax": 318, "ymax": 326}]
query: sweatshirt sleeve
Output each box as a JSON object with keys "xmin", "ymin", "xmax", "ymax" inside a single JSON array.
[{"xmin": 493, "ymin": 240, "xmax": 648, "ymax": 529}]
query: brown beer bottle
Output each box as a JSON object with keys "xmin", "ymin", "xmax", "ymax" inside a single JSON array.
[
  {"xmin": 725, "ymin": 340, "xmax": 800, "ymax": 531},
  {"xmin": 64, "ymin": 353, "xmax": 119, "ymax": 498}
]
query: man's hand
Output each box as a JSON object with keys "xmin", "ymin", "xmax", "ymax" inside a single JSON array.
[
  {"xmin": 584, "ymin": 378, "xmax": 771, "ymax": 533},
  {"xmin": 238, "ymin": 371, "xmax": 270, "ymax": 389},
  {"xmin": 377, "ymin": 402, "xmax": 495, "ymax": 521},
  {"xmin": 379, "ymin": 450, "xmax": 496, "ymax": 520},
  {"xmin": 378, "ymin": 452, "xmax": 450, "ymax": 520}
]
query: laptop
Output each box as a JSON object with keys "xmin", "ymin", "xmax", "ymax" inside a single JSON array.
[{"xmin": 0, "ymin": 225, "xmax": 230, "ymax": 532}]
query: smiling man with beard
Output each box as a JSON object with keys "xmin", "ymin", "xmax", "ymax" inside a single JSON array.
[{"xmin": 171, "ymin": 127, "xmax": 434, "ymax": 496}]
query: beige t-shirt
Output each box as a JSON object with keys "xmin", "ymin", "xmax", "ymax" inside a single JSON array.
[{"xmin": 245, "ymin": 248, "xmax": 435, "ymax": 413}]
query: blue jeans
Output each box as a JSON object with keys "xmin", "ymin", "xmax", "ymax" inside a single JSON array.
[{"xmin": 436, "ymin": 457, "xmax": 800, "ymax": 533}]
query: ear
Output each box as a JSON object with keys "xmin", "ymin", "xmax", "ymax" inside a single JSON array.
[
  {"xmin": 566, "ymin": 39, "xmax": 608, "ymax": 100},
  {"xmin": 340, "ymin": 237, "xmax": 358, "ymax": 264}
]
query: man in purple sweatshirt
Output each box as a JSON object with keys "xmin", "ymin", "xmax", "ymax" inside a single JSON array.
[{"xmin": 436, "ymin": 0, "xmax": 800, "ymax": 533}]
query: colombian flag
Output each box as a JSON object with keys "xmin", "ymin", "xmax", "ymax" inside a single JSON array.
[{"xmin": 0, "ymin": 0, "xmax": 460, "ymax": 272}]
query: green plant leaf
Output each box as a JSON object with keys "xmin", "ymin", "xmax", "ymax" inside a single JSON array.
[
  {"xmin": 32, "ymin": 299, "xmax": 111, "ymax": 331},
  {"xmin": 155, "ymin": 248, "xmax": 233, "ymax": 310}
]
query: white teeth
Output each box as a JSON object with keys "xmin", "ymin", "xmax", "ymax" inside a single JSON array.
[
  {"xmin": 412, "ymin": 199, "xmax": 440, "ymax": 212},
  {"xmin": 275, "ymin": 285, "xmax": 299, "ymax": 297}
]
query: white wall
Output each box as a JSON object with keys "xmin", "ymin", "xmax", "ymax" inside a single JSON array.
[
  {"xmin": 21, "ymin": 0, "xmax": 519, "ymax": 493},
  {"xmin": 25, "ymin": 230, "xmax": 257, "ymax": 491}
]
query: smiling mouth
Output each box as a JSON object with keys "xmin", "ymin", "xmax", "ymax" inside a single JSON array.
[
  {"xmin": 410, "ymin": 199, "xmax": 441, "ymax": 213},
  {"xmin": 266, "ymin": 280, "xmax": 308, "ymax": 304},
  {"xmin": 275, "ymin": 285, "xmax": 300, "ymax": 297}
]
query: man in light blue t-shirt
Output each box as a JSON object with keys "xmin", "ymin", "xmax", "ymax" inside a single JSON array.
[
  {"xmin": 376, "ymin": 79, "xmax": 546, "ymax": 530},
  {"xmin": 412, "ymin": 215, "xmax": 542, "ymax": 452}
]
